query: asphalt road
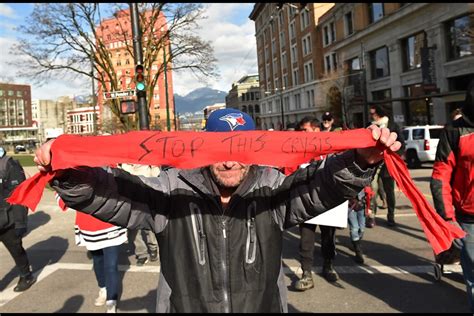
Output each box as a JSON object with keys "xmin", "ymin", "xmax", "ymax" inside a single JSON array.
[{"xmin": 0, "ymin": 164, "xmax": 469, "ymax": 313}]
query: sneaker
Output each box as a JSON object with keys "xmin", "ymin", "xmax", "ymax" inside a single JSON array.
[
  {"xmin": 13, "ymin": 273, "xmax": 36, "ymax": 292},
  {"xmin": 322, "ymin": 259, "xmax": 339, "ymax": 282},
  {"xmin": 94, "ymin": 287, "xmax": 107, "ymax": 306},
  {"xmin": 150, "ymin": 250, "xmax": 159, "ymax": 262},
  {"xmin": 136, "ymin": 257, "xmax": 149, "ymax": 266},
  {"xmin": 106, "ymin": 300, "xmax": 117, "ymax": 313},
  {"xmin": 294, "ymin": 270, "xmax": 314, "ymax": 291}
]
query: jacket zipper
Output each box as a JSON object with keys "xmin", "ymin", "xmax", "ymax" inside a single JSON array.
[
  {"xmin": 246, "ymin": 202, "xmax": 257, "ymax": 264},
  {"xmin": 190, "ymin": 203, "xmax": 206, "ymax": 265},
  {"xmin": 221, "ymin": 220, "xmax": 230, "ymax": 312}
]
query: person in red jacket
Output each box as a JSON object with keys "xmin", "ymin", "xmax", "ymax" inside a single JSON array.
[
  {"xmin": 56, "ymin": 183, "xmax": 127, "ymax": 313},
  {"xmin": 430, "ymin": 79, "xmax": 474, "ymax": 312}
]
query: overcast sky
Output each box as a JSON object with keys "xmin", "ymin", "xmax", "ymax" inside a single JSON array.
[{"xmin": 0, "ymin": 3, "xmax": 258, "ymax": 99}]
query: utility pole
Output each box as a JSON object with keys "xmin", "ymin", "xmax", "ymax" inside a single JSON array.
[
  {"xmin": 130, "ymin": 3, "xmax": 149, "ymax": 130},
  {"xmin": 163, "ymin": 43, "xmax": 171, "ymax": 131},
  {"xmin": 90, "ymin": 56, "xmax": 98, "ymax": 135}
]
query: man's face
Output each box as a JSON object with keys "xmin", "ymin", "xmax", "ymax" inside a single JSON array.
[
  {"xmin": 210, "ymin": 161, "xmax": 250, "ymax": 188},
  {"xmin": 322, "ymin": 118, "xmax": 333, "ymax": 130},
  {"xmin": 370, "ymin": 109, "xmax": 379, "ymax": 121},
  {"xmin": 300, "ymin": 122, "xmax": 318, "ymax": 132}
]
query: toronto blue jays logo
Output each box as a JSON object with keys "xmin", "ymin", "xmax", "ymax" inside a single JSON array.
[{"xmin": 219, "ymin": 113, "xmax": 246, "ymax": 130}]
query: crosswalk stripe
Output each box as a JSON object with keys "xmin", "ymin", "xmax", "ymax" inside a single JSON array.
[{"xmin": 0, "ymin": 262, "xmax": 462, "ymax": 308}]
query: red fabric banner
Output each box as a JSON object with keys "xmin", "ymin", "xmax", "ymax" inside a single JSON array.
[{"xmin": 7, "ymin": 129, "xmax": 465, "ymax": 254}]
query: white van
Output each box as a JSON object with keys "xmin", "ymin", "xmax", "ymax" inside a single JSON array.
[{"xmin": 402, "ymin": 125, "xmax": 444, "ymax": 168}]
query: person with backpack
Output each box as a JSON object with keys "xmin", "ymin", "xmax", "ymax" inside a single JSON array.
[{"xmin": 0, "ymin": 146, "xmax": 36, "ymax": 292}]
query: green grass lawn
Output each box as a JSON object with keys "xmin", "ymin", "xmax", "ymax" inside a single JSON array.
[{"xmin": 11, "ymin": 154, "xmax": 36, "ymax": 167}]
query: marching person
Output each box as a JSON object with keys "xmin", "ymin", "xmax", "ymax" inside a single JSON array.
[
  {"xmin": 367, "ymin": 105, "xmax": 404, "ymax": 227},
  {"xmin": 431, "ymin": 80, "xmax": 474, "ymax": 312},
  {"xmin": 33, "ymin": 108, "xmax": 401, "ymax": 313},
  {"xmin": 0, "ymin": 146, "xmax": 36, "ymax": 292},
  {"xmin": 294, "ymin": 112, "xmax": 340, "ymax": 292}
]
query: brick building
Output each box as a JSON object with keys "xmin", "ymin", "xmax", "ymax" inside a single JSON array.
[{"xmin": 95, "ymin": 9, "xmax": 175, "ymax": 131}]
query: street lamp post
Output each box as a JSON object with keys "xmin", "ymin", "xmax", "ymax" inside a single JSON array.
[{"xmin": 277, "ymin": 87, "xmax": 285, "ymax": 130}]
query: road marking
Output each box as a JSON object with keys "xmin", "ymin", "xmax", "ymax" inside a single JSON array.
[{"xmin": 0, "ymin": 262, "xmax": 462, "ymax": 308}]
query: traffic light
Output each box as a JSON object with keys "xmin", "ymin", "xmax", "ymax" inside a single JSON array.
[
  {"xmin": 120, "ymin": 99, "xmax": 137, "ymax": 114},
  {"xmin": 135, "ymin": 64, "xmax": 146, "ymax": 97}
]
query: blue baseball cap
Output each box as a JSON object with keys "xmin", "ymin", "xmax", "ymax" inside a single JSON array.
[{"xmin": 205, "ymin": 108, "xmax": 255, "ymax": 132}]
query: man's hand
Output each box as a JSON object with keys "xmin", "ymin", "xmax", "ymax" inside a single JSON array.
[
  {"xmin": 355, "ymin": 125, "xmax": 402, "ymax": 168},
  {"xmin": 33, "ymin": 139, "xmax": 55, "ymax": 172}
]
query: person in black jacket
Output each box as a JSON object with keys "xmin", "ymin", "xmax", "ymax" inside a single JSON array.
[
  {"xmin": 0, "ymin": 147, "xmax": 36, "ymax": 292},
  {"xmin": 33, "ymin": 109, "xmax": 401, "ymax": 313},
  {"xmin": 367, "ymin": 105, "xmax": 405, "ymax": 227}
]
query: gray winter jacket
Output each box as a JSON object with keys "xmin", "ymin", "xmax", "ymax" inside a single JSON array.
[{"xmin": 51, "ymin": 150, "xmax": 376, "ymax": 313}]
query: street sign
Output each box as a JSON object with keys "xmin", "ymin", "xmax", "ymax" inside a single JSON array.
[{"xmin": 103, "ymin": 90, "xmax": 136, "ymax": 100}]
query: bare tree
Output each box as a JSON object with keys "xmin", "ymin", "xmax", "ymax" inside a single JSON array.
[{"xmin": 10, "ymin": 3, "xmax": 218, "ymax": 132}]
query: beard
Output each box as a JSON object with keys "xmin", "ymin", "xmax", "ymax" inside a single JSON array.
[{"xmin": 210, "ymin": 165, "xmax": 249, "ymax": 189}]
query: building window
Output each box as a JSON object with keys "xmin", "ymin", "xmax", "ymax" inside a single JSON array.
[
  {"xmin": 302, "ymin": 34, "xmax": 311, "ymax": 56},
  {"xmin": 369, "ymin": 46, "xmax": 390, "ymax": 79},
  {"xmin": 323, "ymin": 26, "xmax": 329, "ymax": 46},
  {"xmin": 273, "ymin": 58, "xmax": 278, "ymax": 76},
  {"xmin": 332, "ymin": 53, "xmax": 338, "ymax": 70},
  {"xmin": 281, "ymin": 51, "xmax": 287, "ymax": 70},
  {"xmin": 403, "ymin": 83, "xmax": 428, "ymax": 125},
  {"xmin": 330, "ymin": 22, "xmax": 336, "ymax": 43},
  {"xmin": 446, "ymin": 13, "xmax": 474, "ymax": 60},
  {"xmin": 304, "ymin": 61, "xmax": 314, "ymax": 82},
  {"xmin": 300, "ymin": 9, "xmax": 310, "ymax": 30},
  {"xmin": 402, "ymin": 32, "xmax": 426, "ymax": 71},
  {"xmin": 325, "ymin": 55, "xmax": 331, "ymax": 73},
  {"xmin": 295, "ymin": 93, "xmax": 301, "ymax": 109},
  {"xmin": 346, "ymin": 57, "xmax": 361, "ymax": 86},
  {"xmin": 283, "ymin": 74, "xmax": 288, "ymax": 88},
  {"xmin": 344, "ymin": 11, "xmax": 354, "ymax": 36},
  {"xmin": 289, "ymin": 21, "xmax": 296, "ymax": 39},
  {"xmin": 291, "ymin": 44, "xmax": 297, "ymax": 63},
  {"xmin": 293, "ymin": 68, "xmax": 299, "ymax": 85},
  {"xmin": 368, "ymin": 3, "xmax": 384, "ymax": 24},
  {"xmin": 279, "ymin": 31, "xmax": 285, "ymax": 49}
]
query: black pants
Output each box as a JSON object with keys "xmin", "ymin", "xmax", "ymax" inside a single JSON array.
[
  {"xmin": 0, "ymin": 226, "xmax": 31, "ymax": 276},
  {"xmin": 299, "ymin": 223, "xmax": 336, "ymax": 272},
  {"xmin": 381, "ymin": 175, "xmax": 395, "ymax": 217}
]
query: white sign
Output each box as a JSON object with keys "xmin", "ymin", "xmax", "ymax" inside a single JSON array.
[
  {"xmin": 304, "ymin": 200, "xmax": 348, "ymax": 228},
  {"xmin": 103, "ymin": 90, "xmax": 135, "ymax": 100}
]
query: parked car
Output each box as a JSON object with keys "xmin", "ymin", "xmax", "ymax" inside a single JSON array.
[
  {"xmin": 402, "ymin": 125, "xmax": 444, "ymax": 168},
  {"xmin": 14, "ymin": 145, "xmax": 26, "ymax": 154}
]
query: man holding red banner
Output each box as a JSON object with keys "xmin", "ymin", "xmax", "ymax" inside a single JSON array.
[{"xmin": 33, "ymin": 108, "xmax": 401, "ymax": 313}]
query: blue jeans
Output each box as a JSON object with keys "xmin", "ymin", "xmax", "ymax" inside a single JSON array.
[
  {"xmin": 460, "ymin": 222, "xmax": 474, "ymax": 312},
  {"xmin": 348, "ymin": 209, "xmax": 365, "ymax": 242},
  {"xmin": 90, "ymin": 245, "xmax": 121, "ymax": 301}
]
